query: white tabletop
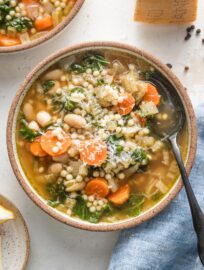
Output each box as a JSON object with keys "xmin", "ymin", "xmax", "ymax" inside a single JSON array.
[{"xmin": 1, "ymin": 0, "xmax": 204, "ymax": 269}]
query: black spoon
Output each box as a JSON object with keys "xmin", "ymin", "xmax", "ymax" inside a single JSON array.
[{"xmin": 149, "ymin": 73, "xmax": 204, "ymax": 266}]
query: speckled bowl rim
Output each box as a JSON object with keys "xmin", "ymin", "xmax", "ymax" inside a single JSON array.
[
  {"xmin": 0, "ymin": 0, "xmax": 85, "ymax": 54},
  {"xmin": 7, "ymin": 41, "xmax": 197, "ymax": 231},
  {"xmin": 0, "ymin": 194, "xmax": 30, "ymax": 269}
]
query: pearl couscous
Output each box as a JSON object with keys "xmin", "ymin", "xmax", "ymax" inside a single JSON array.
[{"xmin": 16, "ymin": 50, "xmax": 188, "ymax": 223}]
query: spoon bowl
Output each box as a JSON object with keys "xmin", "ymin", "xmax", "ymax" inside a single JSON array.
[
  {"xmin": 149, "ymin": 73, "xmax": 186, "ymax": 138},
  {"xmin": 148, "ymin": 72, "xmax": 204, "ymax": 266}
]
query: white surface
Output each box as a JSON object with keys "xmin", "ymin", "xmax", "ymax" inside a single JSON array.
[{"xmin": 1, "ymin": 0, "xmax": 204, "ymax": 269}]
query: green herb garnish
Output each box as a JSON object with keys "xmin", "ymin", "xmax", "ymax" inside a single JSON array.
[
  {"xmin": 20, "ymin": 118, "xmax": 40, "ymax": 142},
  {"xmin": 0, "ymin": 0, "xmax": 12, "ymax": 25},
  {"xmin": 6, "ymin": 17, "xmax": 33, "ymax": 32},
  {"xmin": 70, "ymin": 87, "xmax": 84, "ymax": 94},
  {"xmin": 131, "ymin": 149, "xmax": 148, "ymax": 163},
  {"xmin": 121, "ymin": 193, "xmax": 145, "ymax": 217},
  {"xmin": 52, "ymin": 93, "xmax": 77, "ymax": 112},
  {"xmin": 42, "ymin": 80, "xmax": 55, "ymax": 93},
  {"xmin": 70, "ymin": 53, "xmax": 109, "ymax": 73},
  {"xmin": 46, "ymin": 182, "xmax": 67, "ymax": 206},
  {"xmin": 73, "ymin": 196, "xmax": 109, "ymax": 223}
]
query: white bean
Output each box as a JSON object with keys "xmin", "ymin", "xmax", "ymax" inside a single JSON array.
[
  {"xmin": 43, "ymin": 69, "xmax": 64, "ymax": 80},
  {"xmin": 49, "ymin": 163, "xmax": 63, "ymax": 174},
  {"xmin": 36, "ymin": 111, "xmax": 51, "ymax": 127},
  {"xmin": 23, "ymin": 103, "xmax": 35, "ymax": 121},
  {"xmin": 64, "ymin": 114, "xmax": 86, "ymax": 129},
  {"xmin": 28, "ymin": 121, "xmax": 40, "ymax": 131}
]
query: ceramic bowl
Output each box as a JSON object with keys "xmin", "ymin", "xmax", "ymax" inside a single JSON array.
[
  {"xmin": 0, "ymin": 194, "xmax": 30, "ymax": 269},
  {"xmin": 0, "ymin": 0, "xmax": 84, "ymax": 54},
  {"xmin": 7, "ymin": 41, "xmax": 197, "ymax": 231}
]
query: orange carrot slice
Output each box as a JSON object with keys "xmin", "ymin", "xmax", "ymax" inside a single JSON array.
[
  {"xmin": 142, "ymin": 83, "xmax": 160, "ymax": 106},
  {"xmin": 0, "ymin": 35, "xmax": 21, "ymax": 46},
  {"xmin": 22, "ymin": 0, "xmax": 39, "ymax": 4},
  {"xmin": 85, "ymin": 178, "xmax": 109, "ymax": 198},
  {"xmin": 114, "ymin": 93, "xmax": 135, "ymax": 115},
  {"xmin": 40, "ymin": 129, "xmax": 71, "ymax": 157},
  {"xmin": 79, "ymin": 139, "xmax": 107, "ymax": 166},
  {"xmin": 30, "ymin": 137, "xmax": 47, "ymax": 157},
  {"xmin": 108, "ymin": 184, "xmax": 130, "ymax": 206},
  {"xmin": 35, "ymin": 15, "xmax": 53, "ymax": 31}
]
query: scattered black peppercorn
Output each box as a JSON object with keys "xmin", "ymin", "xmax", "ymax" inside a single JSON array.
[
  {"xmin": 186, "ymin": 25, "xmax": 195, "ymax": 32},
  {"xmin": 196, "ymin": 29, "xmax": 201, "ymax": 35},
  {"xmin": 184, "ymin": 33, "xmax": 191, "ymax": 41},
  {"xmin": 166, "ymin": 63, "xmax": 172, "ymax": 69},
  {"xmin": 186, "ymin": 26, "xmax": 192, "ymax": 32},
  {"xmin": 184, "ymin": 66, "xmax": 189, "ymax": 72}
]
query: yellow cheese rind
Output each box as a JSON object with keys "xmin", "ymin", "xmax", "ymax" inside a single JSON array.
[{"xmin": 134, "ymin": 0, "xmax": 197, "ymax": 24}]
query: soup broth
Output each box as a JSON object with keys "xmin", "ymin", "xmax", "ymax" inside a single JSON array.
[{"xmin": 16, "ymin": 50, "xmax": 188, "ymax": 223}]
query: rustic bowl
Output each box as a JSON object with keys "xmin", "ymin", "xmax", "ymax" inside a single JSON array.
[
  {"xmin": 0, "ymin": 194, "xmax": 30, "ymax": 269},
  {"xmin": 7, "ymin": 41, "xmax": 197, "ymax": 231},
  {"xmin": 0, "ymin": 0, "xmax": 84, "ymax": 54}
]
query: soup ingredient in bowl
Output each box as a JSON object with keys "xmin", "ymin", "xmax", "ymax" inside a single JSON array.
[
  {"xmin": 0, "ymin": 0, "xmax": 77, "ymax": 47},
  {"xmin": 16, "ymin": 51, "xmax": 188, "ymax": 223}
]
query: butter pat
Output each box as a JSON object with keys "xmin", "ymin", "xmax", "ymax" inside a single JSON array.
[{"xmin": 134, "ymin": 0, "xmax": 197, "ymax": 24}]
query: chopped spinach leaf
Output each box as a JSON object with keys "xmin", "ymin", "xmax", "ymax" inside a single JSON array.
[
  {"xmin": 47, "ymin": 200, "xmax": 61, "ymax": 207},
  {"xmin": 70, "ymin": 52, "xmax": 109, "ymax": 73},
  {"xmin": 107, "ymin": 135, "xmax": 124, "ymax": 156},
  {"xmin": 73, "ymin": 196, "xmax": 109, "ymax": 223},
  {"xmin": 46, "ymin": 182, "xmax": 67, "ymax": 205},
  {"xmin": 116, "ymin": 145, "xmax": 124, "ymax": 155},
  {"xmin": 121, "ymin": 193, "xmax": 145, "ymax": 217},
  {"xmin": 107, "ymin": 134, "xmax": 121, "ymax": 144},
  {"xmin": 151, "ymin": 191, "xmax": 163, "ymax": 202},
  {"xmin": 122, "ymin": 114, "xmax": 131, "ymax": 124},
  {"xmin": 0, "ymin": 0, "xmax": 12, "ymax": 25},
  {"xmin": 52, "ymin": 93, "xmax": 77, "ymax": 112},
  {"xmin": 97, "ymin": 79, "xmax": 105, "ymax": 85},
  {"xmin": 131, "ymin": 149, "xmax": 148, "ymax": 163},
  {"xmin": 70, "ymin": 63, "xmax": 85, "ymax": 74},
  {"xmin": 42, "ymin": 80, "xmax": 55, "ymax": 93},
  {"xmin": 70, "ymin": 87, "xmax": 84, "ymax": 94},
  {"xmin": 20, "ymin": 118, "xmax": 40, "ymax": 142},
  {"xmin": 6, "ymin": 17, "xmax": 33, "ymax": 32}
]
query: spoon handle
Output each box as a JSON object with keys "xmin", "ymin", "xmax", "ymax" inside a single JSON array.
[{"xmin": 169, "ymin": 135, "xmax": 204, "ymax": 265}]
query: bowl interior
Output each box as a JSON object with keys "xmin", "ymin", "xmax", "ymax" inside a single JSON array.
[{"xmin": 7, "ymin": 43, "xmax": 197, "ymax": 231}]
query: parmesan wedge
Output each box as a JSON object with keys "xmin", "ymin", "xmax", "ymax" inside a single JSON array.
[{"xmin": 134, "ymin": 0, "xmax": 197, "ymax": 24}]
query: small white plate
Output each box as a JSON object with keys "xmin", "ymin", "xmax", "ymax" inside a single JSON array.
[{"xmin": 0, "ymin": 195, "xmax": 29, "ymax": 270}]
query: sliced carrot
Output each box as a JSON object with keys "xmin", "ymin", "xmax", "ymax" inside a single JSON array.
[
  {"xmin": 79, "ymin": 139, "xmax": 107, "ymax": 166},
  {"xmin": 30, "ymin": 137, "xmax": 47, "ymax": 157},
  {"xmin": 85, "ymin": 178, "xmax": 109, "ymax": 198},
  {"xmin": 22, "ymin": 0, "xmax": 39, "ymax": 4},
  {"xmin": 108, "ymin": 184, "xmax": 130, "ymax": 206},
  {"xmin": 0, "ymin": 35, "xmax": 21, "ymax": 46},
  {"xmin": 142, "ymin": 83, "xmax": 160, "ymax": 106},
  {"xmin": 134, "ymin": 113, "xmax": 147, "ymax": 127},
  {"xmin": 114, "ymin": 93, "xmax": 135, "ymax": 115},
  {"xmin": 40, "ymin": 129, "xmax": 71, "ymax": 157},
  {"xmin": 35, "ymin": 15, "xmax": 53, "ymax": 31}
]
